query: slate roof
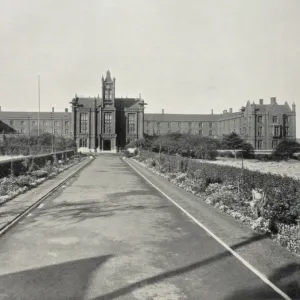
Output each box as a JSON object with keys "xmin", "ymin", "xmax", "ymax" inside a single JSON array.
[
  {"xmin": 77, "ymin": 97, "xmax": 102, "ymax": 108},
  {"xmin": 0, "ymin": 111, "xmax": 72, "ymax": 120},
  {"xmin": 144, "ymin": 113, "xmax": 222, "ymax": 122}
]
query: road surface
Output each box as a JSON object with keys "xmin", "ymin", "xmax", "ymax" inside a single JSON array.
[{"xmin": 0, "ymin": 154, "xmax": 299, "ymax": 300}]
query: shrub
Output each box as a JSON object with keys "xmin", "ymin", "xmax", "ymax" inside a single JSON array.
[
  {"xmin": 15, "ymin": 175, "xmax": 33, "ymax": 187},
  {"xmin": 137, "ymin": 150, "xmax": 300, "ymax": 225},
  {"xmin": 31, "ymin": 170, "xmax": 49, "ymax": 178},
  {"xmin": 274, "ymin": 139, "xmax": 300, "ymax": 160}
]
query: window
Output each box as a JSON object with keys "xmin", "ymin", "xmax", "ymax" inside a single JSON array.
[
  {"xmin": 157, "ymin": 122, "xmax": 160, "ymax": 127},
  {"xmin": 32, "ymin": 121, "xmax": 36, "ymax": 126},
  {"xmin": 188, "ymin": 122, "xmax": 192, "ymax": 128},
  {"xmin": 10, "ymin": 120, "xmax": 14, "ymax": 126},
  {"xmin": 65, "ymin": 121, "xmax": 69, "ymax": 127},
  {"xmin": 209, "ymin": 130, "xmax": 213, "ymax": 136},
  {"xmin": 54, "ymin": 129, "xmax": 59, "ymax": 135},
  {"xmin": 272, "ymin": 140, "xmax": 278, "ymax": 149},
  {"xmin": 273, "ymin": 116, "xmax": 278, "ymax": 123},
  {"xmin": 257, "ymin": 116, "xmax": 262, "ymax": 123},
  {"xmin": 20, "ymin": 128, "xmax": 24, "ymax": 133},
  {"xmin": 147, "ymin": 122, "xmax": 150, "ymax": 128},
  {"xmin": 104, "ymin": 112, "xmax": 112, "ymax": 133},
  {"xmin": 168, "ymin": 129, "xmax": 171, "ymax": 134},
  {"xmin": 168, "ymin": 122, "xmax": 171, "ymax": 128},
  {"xmin": 43, "ymin": 121, "xmax": 47, "ymax": 126},
  {"xmin": 273, "ymin": 126, "xmax": 280, "ymax": 136},
  {"xmin": 80, "ymin": 113, "xmax": 88, "ymax": 133},
  {"xmin": 43, "ymin": 128, "xmax": 47, "ymax": 132},
  {"xmin": 178, "ymin": 122, "xmax": 181, "ymax": 128},
  {"xmin": 209, "ymin": 123, "xmax": 212, "ymax": 128},
  {"xmin": 257, "ymin": 127, "xmax": 263, "ymax": 136},
  {"xmin": 285, "ymin": 127, "xmax": 289, "ymax": 136},
  {"xmin": 157, "ymin": 129, "xmax": 160, "ymax": 135},
  {"xmin": 65, "ymin": 129, "xmax": 69, "ymax": 136},
  {"xmin": 146, "ymin": 129, "xmax": 150, "ymax": 135},
  {"xmin": 199, "ymin": 130, "xmax": 202, "ymax": 136},
  {"xmin": 79, "ymin": 138, "xmax": 88, "ymax": 147},
  {"xmin": 199, "ymin": 122, "xmax": 202, "ymax": 128},
  {"xmin": 21, "ymin": 121, "xmax": 24, "ymax": 126},
  {"xmin": 285, "ymin": 116, "xmax": 289, "ymax": 124},
  {"xmin": 257, "ymin": 140, "xmax": 263, "ymax": 149},
  {"xmin": 128, "ymin": 113, "xmax": 136, "ymax": 133},
  {"xmin": 54, "ymin": 121, "xmax": 58, "ymax": 126}
]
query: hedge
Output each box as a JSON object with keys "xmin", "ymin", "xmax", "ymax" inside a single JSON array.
[
  {"xmin": 0, "ymin": 150, "xmax": 76, "ymax": 179},
  {"xmin": 138, "ymin": 150, "xmax": 300, "ymax": 225}
]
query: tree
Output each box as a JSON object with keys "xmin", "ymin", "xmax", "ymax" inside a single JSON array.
[
  {"xmin": 274, "ymin": 139, "xmax": 300, "ymax": 160},
  {"xmin": 221, "ymin": 132, "xmax": 254, "ymax": 158}
]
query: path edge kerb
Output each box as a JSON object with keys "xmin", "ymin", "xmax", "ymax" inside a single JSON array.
[
  {"xmin": 0, "ymin": 157, "xmax": 94, "ymax": 237},
  {"xmin": 123, "ymin": 157, "xmax": 292, "ymax": 300}
]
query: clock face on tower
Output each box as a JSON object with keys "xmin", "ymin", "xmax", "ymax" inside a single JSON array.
[{"xmin": 105, "ymin": 84, "xmax": 110, "ymax": 89}]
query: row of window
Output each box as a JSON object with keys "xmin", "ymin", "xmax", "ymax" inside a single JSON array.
[
  {"xmin": 256, "ymin": 140, "xmax": 279, "ymax": 150},
  {"xmin": 256, "ymin": 116, "xmax": 290, "ymax": 123},
  {"xmin": 146, "ymin": 122, "xmax": 213, "ymax": 128},
  {"xmin": 18, "ymin": 128, "xmax": 70, "ymax": 135},
  {"xmin": 79, "ymin": 113, "xmax": 136, "ymax": 134},
  {"xmin": 9, "ymin": 120, "xmax": 70, "ymax": 127},
  {"xmin": 148, "ymin": 129, "xmax": 214, "ymax": 136}
]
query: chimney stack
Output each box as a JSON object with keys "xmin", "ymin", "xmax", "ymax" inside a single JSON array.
[
  {"xmin": 162, "ymin": 109, "xmax": 164, "ymax": 115},
  {"xmin": 229, "ymin": 108, "xmax": 233, "ymax": 113},
  {"xmin": 223, "ymin": 110, "xmax": 227, "ymax": 114},
  {"xmin": 270, "ymin": 97, "xmax": 277, "ymax": 104},
  {"xmin": 65, "ymin": 108, "xmax": 68, "ymax": 113},
  {"xmin": 292, "ymin": 102, "xmax": 296, "ymax": 112},
  {"xmin": 211, "ymin": 109, "xmax": 213, "ymax": 115},
  {"xmin": 52, "ymin": 107, "xmax": 54, "ymax": 112},
  {"xmin": 259, "ymin": 99, "xmax": 264, "ymax": 105}
]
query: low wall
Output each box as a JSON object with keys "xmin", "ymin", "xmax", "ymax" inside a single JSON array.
[{"xmin": 0, "ymin": 149, "xmax": 76, "ymax": 179}]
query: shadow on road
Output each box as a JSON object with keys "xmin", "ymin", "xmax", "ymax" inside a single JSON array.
[
  {"xmin": 0, "ymin": 255, "xmax": 113, "ymax": 300},
  {"xmin": 0, "ymin": 234, "xmax": 299, "ymax": 299},
  {"xmin": 223, "ymin": 262, "xmax": 300, "ymax": 300},
  {"xmin": 90, "ymin": 234, "xmax": 300, "ymax": 300},
  {"xmin": 17, "ymin": 199, "xmax": 170, "ymax": 227}
]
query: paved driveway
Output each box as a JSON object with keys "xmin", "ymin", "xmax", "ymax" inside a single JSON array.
[{"xmin": 0, "ymin": 154, "xmax": 298, "ymax": 300}]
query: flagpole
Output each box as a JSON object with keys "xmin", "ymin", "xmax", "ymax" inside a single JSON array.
[{"xmin": 38, "ymin": 75, "xmax": 40, "ymax": 136}]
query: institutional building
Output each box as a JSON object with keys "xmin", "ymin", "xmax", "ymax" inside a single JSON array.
[
  {"xmin": 0, "ymin": 70, "xmax": 297, "ymax": 151},
  {"xmin": 146, "ymin": 97, "xmax": 297, "ymax": 150},
  {"xmin": 71, "ymin": 70, "xmax": 145, "ymax": 152}
]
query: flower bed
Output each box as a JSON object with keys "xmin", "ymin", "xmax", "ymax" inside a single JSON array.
[
  {"xmin": 131, "ymin": 151, "xmax": 300, "ymax": 256},
  {"xmin": 0, "ymin": 154, "xmax": 85, "ymax": 205}
]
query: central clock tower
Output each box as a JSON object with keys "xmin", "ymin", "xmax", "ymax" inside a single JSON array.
[{"xmin": 102, "ymin": 70, "xmax": 116, "ymax": 107}]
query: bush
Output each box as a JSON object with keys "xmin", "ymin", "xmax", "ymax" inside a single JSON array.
[
  {"xmin": 30, "ymin": 169, "xmax": 49, "ymax": 178},
  {"xmin": 274, "ymin": 139, "xmax": 300, "ymax": 160},
  {"xmin": 137, "ymin": 150, "xmax": 300, "ymax": 225},
  {"xmin": 15, "ymin": 175, "xmax": 33, "ymax": 187}
]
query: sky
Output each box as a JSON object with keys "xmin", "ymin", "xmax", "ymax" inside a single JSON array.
[{"xmin": 0, "ymin": 0, "xmax": 300, "ymax": 137}]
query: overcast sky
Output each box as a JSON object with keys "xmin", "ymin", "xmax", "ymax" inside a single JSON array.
[{"xmin": 1, "ymin": 0, "xmax": 299, "ymax": 136}]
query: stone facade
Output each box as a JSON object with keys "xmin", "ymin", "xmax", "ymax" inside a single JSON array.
[
  {"xmin": 71, "ymin": 71, "xmax": 145, "ymax": 152},
  {"xmin": 0, "ymin": 108, "xmax": 72, "ymax": 137},
  {"xmin": 144, "ymin": 97, "xmax": 296, "ymax": 150},
  {"xmin": 0, "ymin": 70, "xmax": 296, "ymax": 151}
]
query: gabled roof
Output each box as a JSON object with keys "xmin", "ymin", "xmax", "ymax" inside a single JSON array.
[
  {"xmin": 115, "ymin": 98, "xmax": 143, "ymax": 109},
  {"xmin": 77, "ymin": 97, "xmax": 102, "ymax": 108}
]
